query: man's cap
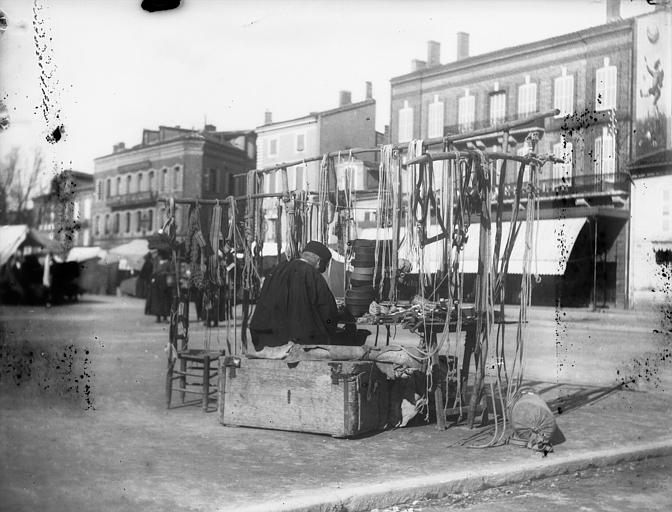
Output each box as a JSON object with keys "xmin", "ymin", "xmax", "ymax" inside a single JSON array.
[{"xmin": 303, "ymin": 241, "xmax": 332, "ymax": 262}]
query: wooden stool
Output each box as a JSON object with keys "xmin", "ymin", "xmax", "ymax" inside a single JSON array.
[{"xmin": 166, "ymin": 349, "xmax": 223, "ymax": 412}]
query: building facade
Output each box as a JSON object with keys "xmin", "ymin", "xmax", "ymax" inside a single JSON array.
[
  {"xmin": 32, "ymin": 170, "xmax": 94, "ymax": 248},
  {"xmin": 255, "ymin": 86, "xmax": 383, "ymax": 247},
  {"xmin": 92, "ymin": 125, "xmax": 254, "ymax": 249},
  {"xmin": 627, "ymin": 7, "xmax": 672, "ymax": 307},
  {"xmin": 390, "ymin": 3, "xmax": 670, "ymax": 309}
]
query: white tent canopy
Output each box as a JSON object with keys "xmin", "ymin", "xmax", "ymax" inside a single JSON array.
[
  {"xmin": 67, "ymin": 246, "xmax": 108, "ymax": 263},
  {"xmin": 0, "ymin": 225, "xmax": 60, "ymax": 267},
  {"xmin": 103, "ymin": 239, "xmax": 149, "ymax": 271}
]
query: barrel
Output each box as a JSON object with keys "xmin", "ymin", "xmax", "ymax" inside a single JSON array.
[
  {"xmin": 345, "ymin": 286, "xmax": 375, "ymax": 317},
  {"xmin": 350, "ymin": 239, "xmax": 392, "ymax": 267}
]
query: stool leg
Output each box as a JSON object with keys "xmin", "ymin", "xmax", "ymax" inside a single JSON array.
[
  {"xmin": 166, "ymin": 359, "xmax": 174, "ymax": 409},
  {"xmin": 179, "ymin": 357, "xmax": 187, "ymax": 404},
  {"xmin": 202, "ymin": 355, "xmax": 210, "ymax": 412}
]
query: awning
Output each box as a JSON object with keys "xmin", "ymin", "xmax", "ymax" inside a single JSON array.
[
  {"xmin": 0, "ymin": 224, "xmax": 61, "ymax": 266},
  {"xmin": 67, "ymin": 246, "xmax": 108, "ymax": 263},
  {"xmin": 103, "ymin": 239, "xmax": 149, "ymax": 271},
  {"xmin": 460, "ymin": 218, "xmax": 587, "ymax": 275}
]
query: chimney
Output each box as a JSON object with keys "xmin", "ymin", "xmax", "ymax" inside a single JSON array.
[
  {"xmin": 606, "ymin": 0, "xmax": 621, "ymax": 23},
  {"xmin": 427, "ymin": 40, "xmax": 441, "ymax": 67},
  {"xmin": 113, "ymin": 142, "xmax": 125, "ymax": 153},
  {"xmin": 365, "ymin": 81, "xmax": 373, "ymax": 100},
  {"xmin": 456, "ymin": 32, "xmax": 469, "ymax": 60},
  {"xmin": 412, "ymin": 59, "xmax": 427, "ymax": 72},
  {"xmin": 339, "ymin": 90, "xmax": 352, "ymax": 107},
  {"xmin": 264, "ymin": 110, "xmax": 272, "ymax": 124}
]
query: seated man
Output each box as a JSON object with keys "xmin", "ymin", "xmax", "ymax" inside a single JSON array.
[{"xmin": 250, "ymin": 240, "xmax": 351, "ymax": 350}]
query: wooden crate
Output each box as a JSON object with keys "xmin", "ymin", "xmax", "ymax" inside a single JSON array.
[{"xmin": 218, "ymin": 357, "xmax": 389, "ymax": 437}]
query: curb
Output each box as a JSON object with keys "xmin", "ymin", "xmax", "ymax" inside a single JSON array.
[{"xmin": 230, "ymin": 438, "xmax": 672, "ymax": 512}]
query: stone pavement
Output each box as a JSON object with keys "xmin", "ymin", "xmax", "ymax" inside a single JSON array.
[{"xmin": 1, "ymin": 296, "xmax": 671, "ymax": 512}]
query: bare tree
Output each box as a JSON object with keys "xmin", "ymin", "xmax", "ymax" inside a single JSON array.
[{"xmin": 0, "ymin": 147, "xmax": 44, "ymax": 224}]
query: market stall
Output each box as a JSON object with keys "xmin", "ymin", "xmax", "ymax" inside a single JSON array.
[{"xmin": 161, "ymin": 109, "xmax": 563, "ymax": 448}]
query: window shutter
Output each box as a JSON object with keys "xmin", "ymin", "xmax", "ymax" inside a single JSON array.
[
  {"xmin": 594, "ymin": 136, "xmax": 603, "ymax": 175},
  {"xmin": 428, "ymin": 98, "xmax": 444, "ymax": 138}
]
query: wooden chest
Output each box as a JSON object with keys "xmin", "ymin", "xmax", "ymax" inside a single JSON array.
[{"xmin": 218, "ymin": 357, "xmax": 389, "ymax": 437}]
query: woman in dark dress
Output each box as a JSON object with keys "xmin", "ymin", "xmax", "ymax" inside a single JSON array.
[
  {"xmin": 146, "ymin": 252, "xmax": 172, "ymax": 322},
  {"xmin": 136, "ymin": 252, "xmax": 153, "ymax": 299}
]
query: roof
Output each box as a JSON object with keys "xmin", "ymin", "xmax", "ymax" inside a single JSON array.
[
  {"xmin": 391, "ymin": 18, "xmax": 634, "ymax": 85},
  {"xmin": 256, "ymin": 99, "xmax": 376, "ymax": 131},
  {"xmin": 95, "ymin": 128, "xmax": 245, "ymax": 161}
]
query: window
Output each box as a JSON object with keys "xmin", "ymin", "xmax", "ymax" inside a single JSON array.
[
  {"xmin": 94, "ymin": 215, "xmax": 100, "ymax": 236},
  {"xmin": 136, "ymin": 210, "xmax": 142, "ymax": 233},
  {"xmin": 104, "ymin": 214, "xmax": 109, "ymax": 235},
  {"xmin": 295, "ymin": 165, "xmax": 305, "ymax": 190},
  {"xmin": 105, "ymin": 178, "xmax": 111, "ymax": 199},
  {"xmin": 518, "ymin": 76, "xmax": 537, "ymax": 117},
  {"xmin": 113, "ymin": 213, "xmax": 120, "ymax": 234},
  {"xmin": 207, "ymin": 168, "xmax": 217, "ymax": 192},
  {"xmin": 161, "ymin": 168, "xmax": 169, "ymax": 191},
  {"xmin": 552, "ymin": 140, "xmax": 573, "ymax": 185},
  {"xmin": 596, "ymin": 57, "xmax": 617, "ymax": 111},
  {"xmin": 427, "ymin": 95, "xmax": 444, "ymax": 138},
  {"xmin": 266, "ymin": 171, "xmax": 277, "ymax": 194},
  {"xmin": 137, "ymin": 172, "xmax": 144, "ymax": 192},
  {"xmin": 125, "ymin": 212, "xmax": 131, "ymax": 233},
  {"xmin": 268, "ymin": 138, "xmax": 278, "ymax": 157},
  {"xmin": 489, "ymin": 90, "xmax": 506, "ymax": 127},
  {"xmin": 663, "ymin": 190, "xmax": 671, "ymax": 232},
  {"xmin": 398, "ymin": 100, "xmax": 414, "ymax": 143},
  {"xmin": 295, "ymin": 133, "xmax": 305, "ymax": 153},
  {"xmin": 126, "ymin": 174, "xmax": 133, "ymax": 194},
  {"xmin": 147, "ymin": 209, "xmax": 154, "ymax": 232},
  {"xmin": 554, "ymin": 68, "xmax": 574, "ymax": 117},
  {"xmin": 96, "ymin": 180, "xmax": 103, "ymax": 201},
  {"xmin": 83, "ymin": 198, "xmax": 91, "ymax": 219},
  {"xmin": 173, "ymin": 166, "xmax": 182, "ymax": 191},
  {"xmin": 593, "ymin": 126, "xmax": 615, "ymax": 177},
  {"xmin": 116, "ymin": 176, "xmax": 122, "ymax": 196},
  {"xmin": 148, "ymin": 170, "xmax": 155, "ymax": 191},
  {"xmin": 458, "ymin": 89, "xmax": 475, "ymax": 133}
]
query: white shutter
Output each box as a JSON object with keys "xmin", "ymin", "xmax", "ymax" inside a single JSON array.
[
  {"xmin": 602, "ymin": 131, "xmax": 615, "ymax": 175},
  {"xmin": 596, "ymin": 58, "xmax": 617, "ymax": 110},
  {"xmin": 554, "ymin": 74, "xmax": 574, "ymax": 116},
  {"xmin": 458, "ymin": 91, "xmax": 475, "ymax": 132},
  {"xmin": 398, "ymin": 101, "xmax": 414, "ymax": 143},
  {"xmin": 594, "ymin": 136, "xmax": 603, "ymax": 175},
  {"xmin": 553, "ymin": 143, "xmax": 564, "ymax": 182},
  {"xmin": 490, "ymin": 92, "xmax": 505, "ymax": 126},
  {"xmin": 428, "ymin": 96, "xmax": 444, "ymax": 138}
]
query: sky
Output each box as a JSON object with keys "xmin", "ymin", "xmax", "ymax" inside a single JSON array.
[{"xmin": 0, "ymin": 0, "xmax": 657, "ymax": 191}]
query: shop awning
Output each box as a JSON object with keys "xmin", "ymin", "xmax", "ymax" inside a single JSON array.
[{"xmin": 460, "ymin": 218, "xmax": 587, "ymax": 275}]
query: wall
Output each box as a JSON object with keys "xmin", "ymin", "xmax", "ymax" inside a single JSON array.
[
  {"xmin": 630, "ymin": 172, "xmax": 672, "ymax": 307},
  {"xmin": 318, "ymin": 101, "xmax": 377, "ymax": 153}
]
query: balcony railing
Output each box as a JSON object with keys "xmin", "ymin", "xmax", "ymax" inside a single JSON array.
[
  {"xmin": 106, "ymin": 190, "xmax": 158, "ymax": 208},
  {"xmin": 499, "ymin": 172, "xmax": 630, "ymax": 200}
]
